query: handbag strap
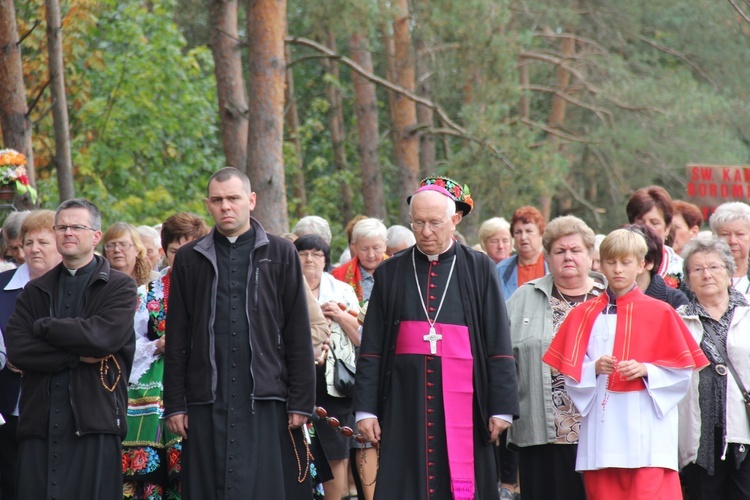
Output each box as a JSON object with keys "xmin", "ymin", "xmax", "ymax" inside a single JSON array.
[{"xmin": 703, "ymin": 321, "xmax": 750, "ymax": 403}]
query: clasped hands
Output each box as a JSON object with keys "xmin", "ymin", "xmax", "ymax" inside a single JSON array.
[{"xmin": 595, "ymin": 355, "xmax": 647, "ymax": 381}]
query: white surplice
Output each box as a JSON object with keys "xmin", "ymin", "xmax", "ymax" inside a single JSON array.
[{"xmin": 564, "ymin": 312, "xmax": 693, "ymax": 472}]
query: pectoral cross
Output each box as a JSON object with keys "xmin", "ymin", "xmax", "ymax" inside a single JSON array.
[{"xmin": 423, "ymin": 326, "xmax": 442, "ymax": 355}]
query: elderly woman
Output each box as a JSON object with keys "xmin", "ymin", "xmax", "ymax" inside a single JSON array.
[
  {"xmin": 624, "ymin": 224, "xmax": 688, "ymax": 309},
  {"xmin": 497, "ymin": 206, "xmax": 548, "ymax": 299},
  {"xmin": 123, "ymin": 213, "xmax": 210, "ymax": 499},
  {"xmin": 478, "ymin": 217, "xmax": 513, "ymax": 265},
  {"xmin": 678, "ymin": 237, "xmax": 750, "ymax": 498},
  {"xmin": 294, "ymin": 234, "xmax": 360, "ymax": 500},
  {"xmin": 102, "ymin": 222, "xmax": 156, "ymax": 286},
  {"xmin": 626, "ymin": 185, "xmax": 683, "ymax": 288},
  {"xmin": 710, "ymin": 202, "xmax": 750, "ymax": 297},
  {"xmin": 331, "ymin": 218, "xmax": 388, "ymax": 305},
  {"xmin": 671, "ymin": 200, "xmax": 703, "ymax": 256},
  {"xmin": 136, "ymin": 225, "xmax": 163, "ymax": 271},
  {"xmin": 0, "ymin": 210, "xmax": 61, "ymax": 499},
  {"xmin": 506, "ymin": 215, "xmax": 605, "ymax": 500}
]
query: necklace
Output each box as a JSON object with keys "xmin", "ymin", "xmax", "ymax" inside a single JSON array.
[
  {"xmin": 555, "ymin": 284, "xmax": 588, "ymax": 305},
  {"xmin": 412, "ymin": 249, "xmax": 457, "ymax": 355}
]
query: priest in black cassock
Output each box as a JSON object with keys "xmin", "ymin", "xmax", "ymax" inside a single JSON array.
[
  {"xmin": 5, "ymin": 198, "xmax": 137, "ymax": 499},
  {"xmin": 164, "ymin": 167, "xmax": 315, "ymax": 499},
  {"xmin": 355, "ymin": 183, "xmax": 519, "ymax": 500}
]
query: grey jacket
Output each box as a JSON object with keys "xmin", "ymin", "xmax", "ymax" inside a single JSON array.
[{"xmin": 506, "ymin": 271, "xmax": 605, "ymax": 447}]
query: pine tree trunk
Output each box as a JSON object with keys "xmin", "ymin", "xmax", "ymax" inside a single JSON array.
[
  {"xmin": 323, "ymin": 31, "xmax": 353, "ymax": 224},
  {"xmin": 246, "ymin": 0, "xmax": 289, "ymax": 234},
  {"xmin": 284, "ymin": 43, "xmax": 307, "ymax": 219},
  {"xmin": 392, "ymin": 0, "xmax": 419, "ymax": 224},
  {"xmin": 414, "ymin": 24, "xmax": 435, "ymax": 177},
  {"xmin": 350, "ymin": 32, "xmax": 385, "ymax": 220},
  {"xmin": 209, "ymin": 0, "xmax": 248, "ymax": 170},
  {"xmin": 0, "ymin": 0, "xmax": 35, "ymax": 187},
  {"xmin": 45, "ymin": 0, "xmax": 75, "ymax": 202}
]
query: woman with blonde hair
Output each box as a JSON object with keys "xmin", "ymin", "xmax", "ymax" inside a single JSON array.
[{"xmin": 102, "ymin": 222, "xmax": 156, "ymax": 286}]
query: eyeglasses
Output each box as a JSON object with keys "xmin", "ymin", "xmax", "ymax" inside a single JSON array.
[
  {"xmin": 314, "ymin": 406, "xmax": 369, "ymax": 444},
  {"xmin": 298, "ymin": 250, "xmax": 325, "ymax": 259},
  {"xmin": 410, "ymin": 220, "xmax": 448, "ymax": 232},
  {"xmin": 104, "ymin": 242, "xmax": 134, "ymax": 251},
  {"xmin": 53, "ymin": 224, "xmax": 97, "ymax": 234},
  {"xmin": 689, "ymin": 265, "xmax": 726, "ymax": 275}
]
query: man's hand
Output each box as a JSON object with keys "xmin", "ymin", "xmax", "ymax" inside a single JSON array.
[
  {"xmin": 166, "ymin": 414, "xmax": 189, "ymax": 439},
  {"xmin": 80, "ymin": 356, "xmax": 103, "ymax": 364},
  {"xmin": 357, "ymin": 417, "xmax": 381, "ymax": 444},
  {"xmin": 489, "ymin": 417, "xmax": 511, "ymax": 445},
  {"xmin": 288, "ymin": 413, "xmax": 308, "ymax": 429}
]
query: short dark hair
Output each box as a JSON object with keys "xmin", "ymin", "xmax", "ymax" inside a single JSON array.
[
  {"xmin": 207, "ymin": 167, "xmax": 251, "ymax": 197},
  {"xmin": 626, "ymin": 186, "xmax": 674, "ymax": 227},
  {"xmin": 160, "ymin": 213, "xmax": 210, "ymax": 252},
  {"xmin": 294, "ymin": 234, "xmax": 332, "ymax": 272},
  {"xmin": 56, "ymin": 198, "xmax": 102, "ymax": 230},
  {"xmin": 622, "ymin": 224, "xmax": 663, "ymax": 276}
]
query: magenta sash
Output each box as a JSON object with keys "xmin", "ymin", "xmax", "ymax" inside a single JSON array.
[{"xmin": 396, "ymin": 320, "xmax": 475, "ymax": 500}]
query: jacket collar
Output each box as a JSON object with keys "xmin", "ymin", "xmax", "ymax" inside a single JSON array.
[
  {"xmin": 196, "ymin": 217, "xmax": 270, "ymax": 256},
  {"xmin": 33, "ymin": 255, "xmax": 110, "ymax": 292}
]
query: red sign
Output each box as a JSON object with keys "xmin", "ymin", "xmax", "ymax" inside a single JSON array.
[{"xmin": 685, "ymin": 164, "xmax": 750, "ymax": 220}]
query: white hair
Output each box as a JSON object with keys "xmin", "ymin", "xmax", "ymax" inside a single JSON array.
[
  {"xmin": 386, "ymin": 225, "xmax": 416, "ymax": 248},
  {"xmin": 137, "ymin": 225, "xmax": 161, "ymax": 249},
  {"xmin": 352, "ymin": 218, "xmax": 387, "ymax": 244},
  {"xmin": 709, "ymin": 202, "xmax": 750, "ymax": 234},
  {"xmin": 292, "ymin": 215, "xmax": 332, "ymax": 245}
]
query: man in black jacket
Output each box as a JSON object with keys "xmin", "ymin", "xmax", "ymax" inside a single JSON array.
[
  {"xmin": 5, "ymin": 198, "xmax": 136, "ymax": 499},
  {"xmin": 164, "ymin": 167, "xmax": 315, "ymax": 499}
]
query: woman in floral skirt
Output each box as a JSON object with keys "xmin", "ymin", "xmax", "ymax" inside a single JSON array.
[{"xmin": 122, "ymin": 213, "xmax": 209, "ymax": 499}]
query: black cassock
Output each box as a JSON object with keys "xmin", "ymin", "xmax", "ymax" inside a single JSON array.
[
  {"xmin": 16, "ymin": 260, "xmax": 122, "ymax": 500},
  {"xmin": 355, "ymin": 244, "xmax": 519, "ymax": 500},
  {"xmin": 182, "ymin": 230, "xmax": 311, "ymax": 500}
]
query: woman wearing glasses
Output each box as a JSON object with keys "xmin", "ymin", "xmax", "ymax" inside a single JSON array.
[
  {"xmin": 102, "ymin": 222, "xmax": 155, "ymax": 286},
  {"xmin": 679, "ymin": 237, "xmax": 750, "ymax": 498},
  {"xmin": 295, "ymin": 234, "xmax": 360, "ymax": 500}
]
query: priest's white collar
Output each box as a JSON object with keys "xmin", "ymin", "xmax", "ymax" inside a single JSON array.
[{"xmin": 415, "ymin": 240, "xmax": 455, "ymax": 262}]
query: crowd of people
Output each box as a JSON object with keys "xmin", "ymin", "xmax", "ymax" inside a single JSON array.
[{"xmin": 0, "ymin": 170, "xmax": 749, "ymax": 500}]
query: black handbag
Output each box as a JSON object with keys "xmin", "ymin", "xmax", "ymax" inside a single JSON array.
[
  {"xmin": 703, "ymin": 322, "xmax": 750, "ymax": 422},
  {"xmin": 329, "ymin": 344, "xmax": 356, "ymax": 398}
]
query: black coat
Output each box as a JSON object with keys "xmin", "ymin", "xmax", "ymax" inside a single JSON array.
[
  {"xmin": 5, "ymin": 256, "xmax": 136, "ymax": 439},
  {"xmin": 163, "ymin": 220, "xmax": 316, "ymax": 418},
  {"xmin": 354, "ymin": 243, "xmax": 520, "ymax": 441}
]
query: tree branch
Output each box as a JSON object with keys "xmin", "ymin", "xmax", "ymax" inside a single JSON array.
[
  {"xmin": 286, "ymin": 35, "xmax": 515, "ymax": 169},
  {"xmin": 521, "ymin": 84, "xmax": 614, "ymax": 128},
  {"xmin": 26, "ymin": 80, "xmax": 50, "ymax": 116},
  {"xmin": 639, "ymin": 35, "xmax": 719, "ymax": 90},
  {"xmin": 518, "ymin": 51, "xmax": 600, "ymax": 94},
  {"xmin": 519, "ymin": 117, "xmax": 591, "ymax": 143},
  {"xmin": 560, "ymin": 178, "xmax": 605, "ymax": 225},
  {"xmin": 17, "ymin": 20, "xmax": 39, "ymax": 47},
  {"xmin": 532, "ymin": 31, "xmax": 609, "ymax": 55},
  {"xmin": 728, "ymin": 0, "xmax": 750, "ymax": 22}
]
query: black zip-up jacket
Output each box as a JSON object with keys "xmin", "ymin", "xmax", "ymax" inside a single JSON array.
[
  {"xmin": 163, "ymin": 219, "xmax": 315, "ymax": 418},
  {"xmin": 5, "ymin": 256, "xmax": 137, "ymax": 439}
]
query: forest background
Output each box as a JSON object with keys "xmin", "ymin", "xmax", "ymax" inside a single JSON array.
[{"xmin": 1, "ymin": 0, "xmax": 750, "ymax": 255}]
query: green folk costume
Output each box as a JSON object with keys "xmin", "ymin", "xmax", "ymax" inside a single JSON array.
[{"xmin": 123, "ymin": 270, "xmax": 182, "ymax": 500}]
